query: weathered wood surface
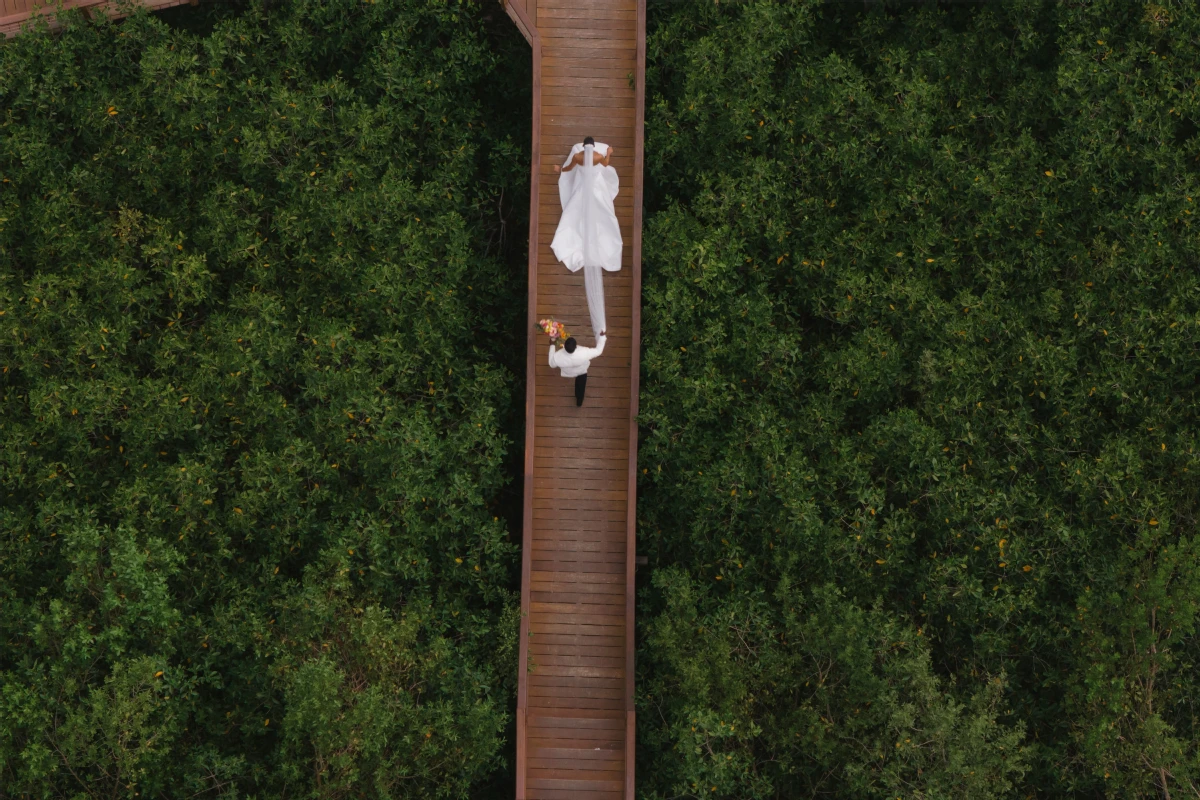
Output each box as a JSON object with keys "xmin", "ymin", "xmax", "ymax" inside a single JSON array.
[
  {"xmin": 508, "ymin": 0, "xmax": 644, "ymax": 797},
  {"xmin": 0, "ymin": 0, "xmax": 193, "ymax": 38}
]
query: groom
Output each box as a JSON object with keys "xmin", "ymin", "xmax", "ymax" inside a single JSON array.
[{"xmin": 549, "ymin": 333, "xmax": 607, "ymax": 407}]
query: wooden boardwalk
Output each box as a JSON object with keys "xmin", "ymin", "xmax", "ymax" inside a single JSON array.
[
  {"xmin": 503, "ymin": 0, "xmax": 645, "ymax": 797},
  {"xmin": 0, "ymin": 0, "xmax": 192, "ymax": 38}
]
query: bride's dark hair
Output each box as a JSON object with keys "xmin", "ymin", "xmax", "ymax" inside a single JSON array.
[
  {"xmin": 583, "ymin": 136, "xmax": 595, "ymax": 146},
  {"xmin": 564, "ymin": 337, "xmax": 577, "ymax": 353}
]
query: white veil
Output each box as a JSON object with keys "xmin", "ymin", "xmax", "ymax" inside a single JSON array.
[{"xmin": 580, "ymin": 143, "xmax": 606, "ymax": 337}]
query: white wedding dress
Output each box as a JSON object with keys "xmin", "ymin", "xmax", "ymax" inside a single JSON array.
[{"xmin": 550, "ymin": 142, "xmax": 623, "ymax": 337}]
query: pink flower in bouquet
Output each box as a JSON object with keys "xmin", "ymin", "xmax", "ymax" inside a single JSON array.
[{"xmin": 537, "ymin": 317, "xmax": 570, "ymax": 346}]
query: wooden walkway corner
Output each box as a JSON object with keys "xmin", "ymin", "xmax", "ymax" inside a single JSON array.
[
  {"xmin": 504, "ymin": 0, "xmax": 645, "ymax": 797},
  {"xmin": 0, "ymin": 0, "xmax": 194, "ymax": 39}
]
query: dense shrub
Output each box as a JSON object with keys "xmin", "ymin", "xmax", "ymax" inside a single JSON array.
[
  {"xmin": 0, "ymin": 1, "xmax": 527, "ymax": 796},
  {"xmin": 636, "ymin": 1, "xmax": 1200, "ymax": 797}
]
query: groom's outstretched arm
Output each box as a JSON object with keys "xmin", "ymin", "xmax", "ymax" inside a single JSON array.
[{"xmin": 577, "ymin": 335, "xmax": 607, "ymax": 361}]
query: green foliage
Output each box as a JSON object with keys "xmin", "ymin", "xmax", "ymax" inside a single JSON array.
[
  {"xmin": 0, "ymin": 0, "xmax": 526, "ymax": 796},
  {"xmin": 638, "ymin": 0, "xmax": 1200, "ymax": 797},
  {"xmin": 643, "ymin": 573, "xmax": 1026, "ymax": 799}
]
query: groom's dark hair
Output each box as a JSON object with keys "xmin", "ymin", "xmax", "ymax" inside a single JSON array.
[
  {"xmin": 583, "ymin": 136, "xmax": 595, "ymax": 146},
  {"xmin": 564, "ymin": 337, "xmax": 577, "ymax": 353}
]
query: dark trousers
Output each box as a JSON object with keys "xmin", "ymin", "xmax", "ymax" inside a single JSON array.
[{"xmin": 575, "ymin": 374, "xmax": 587, "ymax": 406}]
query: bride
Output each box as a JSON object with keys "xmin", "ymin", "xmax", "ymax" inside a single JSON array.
[{"xmin": 551, "ymin": 137, "xmax": 623, "ymax": 336}]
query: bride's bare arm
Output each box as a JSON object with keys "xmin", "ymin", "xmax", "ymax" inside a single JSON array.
[{"xmin": 557, "ymin": 151, "xmax": 586, "ymax": 173}]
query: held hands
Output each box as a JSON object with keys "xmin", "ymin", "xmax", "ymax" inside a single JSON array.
[{"xmin": 554, "ymin": 165, "xmax": 561, "ymax": 173}]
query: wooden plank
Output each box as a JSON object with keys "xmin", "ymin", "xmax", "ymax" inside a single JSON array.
[
  {"xmin": 532, "ymin": 379, "xmax": 633, "ymax": 395},
  {"xmin": 533, "ymin": 538, "xmax": 626, "ymax": 551},
  {"xmin": 531, "ymin": 462, "xmax": 629, "ymax": 476},
  {"xmin": 534, "ymin": 375, "xmax": 633, "ymax": 390},
  {"xmin": 531, "ymin": 599, "xmax": 625, "ymax": 614},
  {"xmin": 532, "ymin": 568, "xmax": 626, "ymax": 583},
  {"xmin": 528, "ymin": 669, "xmax": 626, "ymax": 684},
  {"xmin": 532, "ymin": 275, "xmax": 628, "ymax": 287},
  {"xmin": 530, "ymin": 534, "xmax": 628, "ymax": 547},
  {"xmin": 530, "ymin": 641, "xmax": 625, "ymax": 658},
  {"xmin": 539, "ymin": 129, "xmax": 635, "ymax": 143},
  {"xmin": 532, "ymin": 622, "xmax": 624, "ymax": 637},
  {"xmin": 527, "ymin": 776, "xmax": 624, "ymax": 793},
  {"xmin": 522, "ymin": 790, "xmax": 622, "ymax": 800},
  {"xmin": 529, "ymin": 519, "xmax": 625, "ymax": 534},
  {"xmin": 534, "ymin": 391, "xmax": 631, "ymax": 406},
  {"xmin": 542, "ymin": 94, "xmax": 637, "ymax": 110},
  {"xmin": 543, "ymin": 58, "xmax": 637, "ymax": 74},
  {"xmin": 538, "ymin": 17, "xmax": 636, "ymax": 31},
  {"xmin": 532, "ymin": 485, "xmax": 629, "ymax": 500},
  {"xmin": 529, "ymin": 764, "xmax": 624, "ymax": 779},
  {"xmin": 535, "ymin": 618, "xmax": 628, "ymax": 628},
  {"xmin": 530, "ymin": 580, "xmax": 625, "ymax": 595},
  {"xmin": 532, "ymin": 424, "xmax": 628, "ymax": 438},
  {"xmin": 528, "ymin": 741, "xmax": 624, "ymax": 756},
  {"xmin": 526, "ymin": 737, "xmax": 624, "ymax": 751},
  {"xmin": 531, "ymin": 489, "xmax": 628, "ymax": 503},
  {"xmin": 530, "ymin": 695, "xmax": 625, "ymax": 710},
  {"xmin": 539, "ymin": 95, "xmax": 637, "ymax": 111},
  {"xmin": 533, "ymin": 426, "xmax": 629, "ymax": 442},
  {"xmin": 530, "ymin": 595, "xmax": 625, "ymax": 610},
  {"xmin": 530, "ymin": 596, "xmax": 625, "ymax": 610},
  {"xmin": 528, "ymin": 731, "xmax": 624, "ymax": 745},
  {"xmin": 529, "ymin": 760, "xmax": 623, "ymax": 778},
  {"xmin": 532, "ymin": 506, "xmax": 628, "ymax": 520},
  {"xmin": 532, "ymin": 535, "xmax": 627, "ymax": 549},
  {"xmin": 537, "ymin": 4, "xmax": 636, "ymax": 19},
  {"xmin": 528, "ymin": 665, "xmax": 626, "ymax": 682},
  {"xmin": 529, "ymin": 769, "xmax": 624, "ymax": 785},
  {"xmin": 528, "ymin": 757, "xmax": 624, "ymax": 773},
  {"xmin": 530, "ymin": 663, "xmax": 625, "ymax": 678},
  {"xmin": 531, "ymin": 519, "xmax": 626, "ymax": 532},
  {"xmin": 532, "ymin": 561, "xmax": 628, "ymax": 573},
  {"xmin": 535, "ymin": 652, "xmax": 626, "ymax": 668},
  {"xmin": 532, "ymin": 548, "xmax": 627, "ymax": 562},
  {"xmin": 535, "ymin": 445, "xmax": 633, "ymax": 461},
  {"xmin": 537, "ymin": 0, "xmax": 633, "ymax": 8},
  {"xmin": 533, "ymin": 286, "xmax": 634, "ymax": 299},
  {"xmin": 529, "ymin": 542, "xmax": 627, "ymax": 555},
  {"xmin": 533, "ymin": 445, "xmax": 628, "ymax": 462},
  {"xmin": 529, "ymin": 629, "xmax": 626, "ymax": 646},
  {"xmin": 528, "ymin": 709, "xmax": 625, "ymax": 726},
  {"xmin": 538, "ymin": 35, "xmax": 634, "ymax": 49},
  {"xmin": 531, "ymin": 436, "xmax": 629, "ymax": 451},
  {"xmin": 532, "ymin": 509, "xmax": 627, "ymax": 523},
  {"xmin": 532, "ymin": 559, "xmax": 625, "ymax": 575}
]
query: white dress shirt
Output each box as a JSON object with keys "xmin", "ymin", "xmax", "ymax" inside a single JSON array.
[{"xmin": 549, "ymin": 335, "xmax": 607, "ymax": 378}]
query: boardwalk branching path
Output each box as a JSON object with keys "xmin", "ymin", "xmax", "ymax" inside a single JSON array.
[
  {"xmin": 503, "ymin": 0, "xmax": 645, "ymax": 797},
  {"xmin": 0, "ymin": 0, "xmax": 193, "ymax": 38}
]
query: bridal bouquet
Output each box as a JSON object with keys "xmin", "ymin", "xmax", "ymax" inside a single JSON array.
[{"xmin": 538, "ymin": 318, "xmax": 570, "ymax": 348}]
